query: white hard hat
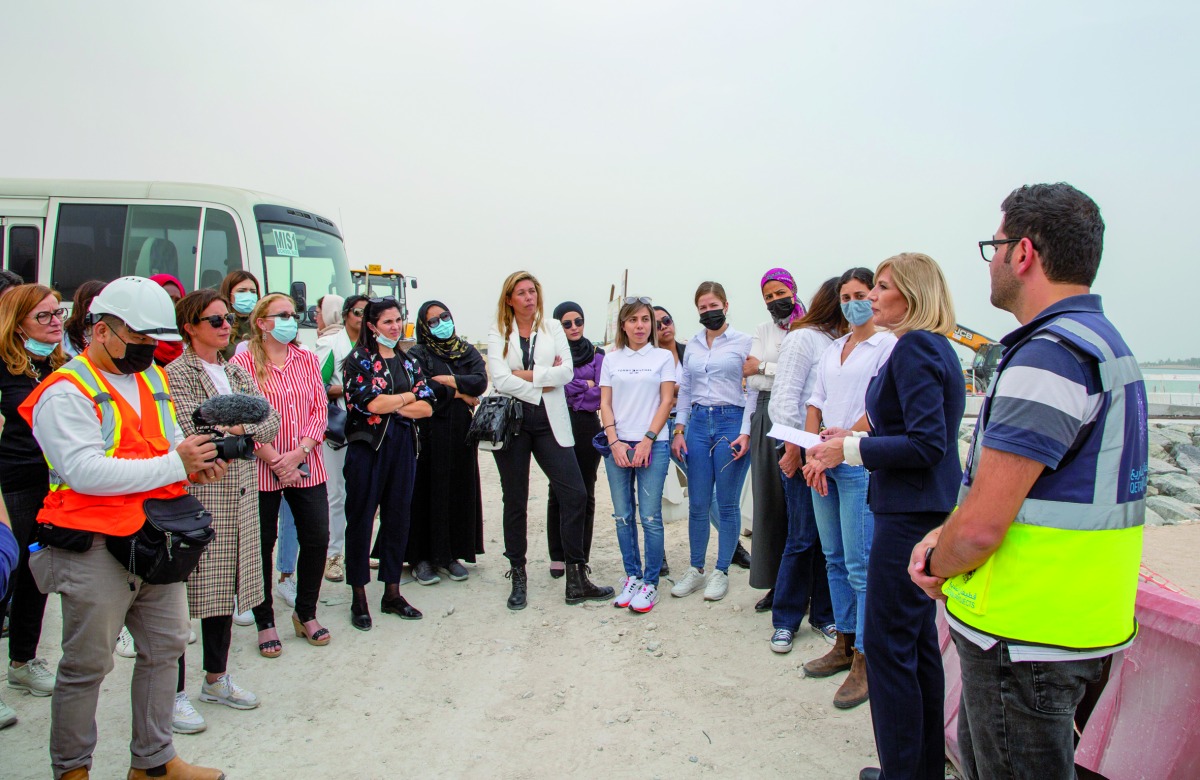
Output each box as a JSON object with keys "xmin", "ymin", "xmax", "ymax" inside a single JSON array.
[{"xmin": 89, "ymin": 276, "xmax": 181, "ymax": 341}]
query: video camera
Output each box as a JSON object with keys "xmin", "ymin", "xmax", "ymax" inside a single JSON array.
[{"xmin": 191, "ymin": 394, "xmax": 272, "ymax": 461}]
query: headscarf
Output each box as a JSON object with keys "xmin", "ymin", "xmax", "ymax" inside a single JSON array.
[
  {"xmin": 149, "ymin": 273, "xmax": 185, "ymax": 365},
  {"xmin": 415, "ymin": 300, "xmax": 471, "ymax": 361},
  {"xmin": 319, "ymin": 295, "xmax": 345, "ymax": 338},
  {"xmin": 760, "ymin": 268, "xmax": 807, "ymax": 327},
  {"xmin": 553, "ymin": 301, "xmax": 596, "ymax": 368}
]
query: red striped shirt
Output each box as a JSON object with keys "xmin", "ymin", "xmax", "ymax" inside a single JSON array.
[{"xmin": 231, "ymin": 344, "xmax": 328, "ymax": 492}]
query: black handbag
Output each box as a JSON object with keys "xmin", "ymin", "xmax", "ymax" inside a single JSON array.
[
  {"xmin": 106, "ymin": 494, "xmax": 215, "ymax": 585},
  {"xmin": 325, "ymin": 401, "xmax": 348, "ymax": 449},
  {"xmin": 466, "ymin": 394, "xmax": 523, "ymax": 451}
]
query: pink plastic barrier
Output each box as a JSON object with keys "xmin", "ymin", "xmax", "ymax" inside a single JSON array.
[{"xmin": 939, "ymin": 581, "xmax": 1200, "ymax": 779}]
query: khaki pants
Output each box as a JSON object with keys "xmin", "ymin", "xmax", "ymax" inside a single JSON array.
[{"xmin": 30, "ymin": 537, "xmax": 189, "ymax": 779}]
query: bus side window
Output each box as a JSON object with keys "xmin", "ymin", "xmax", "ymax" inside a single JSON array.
[
  {"xmin": 52, "ymin": 204, "xmax": 128, "ymax": 302},
  {"xmin": 124, "ymin": 205, "xmax": 200, "ymax": 289},
  {"xmin": 9, "ymin": 226, "xmax": 40, "ymax": 283},
  {"xmin": 199, "ymin": 209, "xmax": 243, "ymax": 289}
]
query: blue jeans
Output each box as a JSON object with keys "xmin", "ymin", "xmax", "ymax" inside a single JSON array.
[
  {"xmin": 771, "ymin": 471, "xmax": 834, "ymax": 632},
  {"xmin": 669, "ymin": 415, "xmax": 721, "ymax": 531},
  {"xmin": 604, "ymin": 441, "xmax": 670, "ymax": 585},
  {"xmin": 684, "ymin": 405, "xmax": 751, "ymax": 573},
  {"xmin": 810, "ymin": 463, "xmax": 873, "ymax": 653},
  {"xmin": 275, "ymin": 498, "xmax": 297, "ymax": 576},
  {"xmin": 953, "ymin": 630, "xmax": 1106, "ymax": 780}
]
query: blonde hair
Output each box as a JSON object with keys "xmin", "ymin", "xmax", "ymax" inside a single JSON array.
[
  {"xmin": 614, "ymin": 301, "xmax": 659, "ymax": 350},
  {"xmin": 247, "ymin": 293, "xmax": 295, "ymax": 385},
  {"xmin": 496, "ymin": 271, "xmax": 544, "ymax": 357},
  {"xmin": 875, "ymin": 253, "xmax": 956, "ymax": 336},
  {"xmin": 1, "ymin": 285, "xmax": 67, "ymax": 379}
]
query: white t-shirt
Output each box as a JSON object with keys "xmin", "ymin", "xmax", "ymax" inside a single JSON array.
[
  {"xmin": 201, "ymin": 360, "xmax": 233, "ymax": 396},
  {"xmin": 599, "ymin": 344, "xmax": 677, "ymax": 442},
  {"xmin": 807, "ymin": 331, "xmax": 898, "ymax": 429}
]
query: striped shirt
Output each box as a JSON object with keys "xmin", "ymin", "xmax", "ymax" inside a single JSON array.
[{"xmin": 231, "ymin": 344, "xmax": 328, "ymax": 491}]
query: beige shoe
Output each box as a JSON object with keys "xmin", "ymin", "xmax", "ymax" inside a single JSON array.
[
  {"xmin": 833, "ymin": 650, "xmax": 869, "ymax": 709},
  {"xmin": 324, "ymin": 554, "xmax": 345, "ymax": 582},
  {"xmin": 802, "ymin": 631, "xmax": 854, "ymax": 678},
  {"xmin": 127, "ymin": 756, "xmax": 225, "ymax": 780}
]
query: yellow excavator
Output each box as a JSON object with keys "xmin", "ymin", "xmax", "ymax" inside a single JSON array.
[{"xmin": 947, "ymin": 324, "xmax": 1005, "ymax": 395}]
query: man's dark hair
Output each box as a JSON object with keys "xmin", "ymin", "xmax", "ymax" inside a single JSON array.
[
  {"xmin": 0, "ymin": 269, "xmax": 22, "ymax": 296},
  {"xmin": 1001, "ymin": 183, "xmax": 1104, "ymax": 286}
]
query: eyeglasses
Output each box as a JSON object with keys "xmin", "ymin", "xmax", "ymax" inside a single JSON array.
[
  {"xmin": 426, "ymin": 311, "xmax": 453, "ymax": 328},
  {"xmin": 623, "ymin": 296, "xmax": 653, "ymax": 305},
  {"xmin": 978, "ymin": 237, "xmax": 1035, "ymax": 262},
  {"xmin": 561, "ymin": 317, "xmax": 584, "ymax": 329},
  {"xmin": 196, "ymin": 313, "xmax": 236, "ymax": 328},
  {"xmin": 656, "ymin": 316, "xmax": 673, "ymax": 328},
  {"xmin": 269, "ymin": 312, "xmax": 298, "ymax": 321},
  {"xmin": 31, "ymin": 308, "xmax": 67, "ymax": 325}
]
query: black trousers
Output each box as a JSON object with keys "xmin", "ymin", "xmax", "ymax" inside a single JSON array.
[
  {"xmin": 863, "ymin": 510, "xmax": 947, "ymax": 780},
  {"xmin": 177, "ymin": 614, "xmax": 236, "ymax": 690},
  {"xmin": 546, "ymin": 408, "xmax": 601, "ymax": 563},
  {"xmin": 493, "ymin": 401, "xmax": 588, "ymax": 568},
  {"xmin": 253, "ymin": 483, "xmax": 329, "ymax": 627},
  {"xmin": 344, "ymin": 421, "xmax": 417, "ymax": 588},
  {"xmin": 1, "ymin": 482, "xmax": 50, "ymax": 664}
]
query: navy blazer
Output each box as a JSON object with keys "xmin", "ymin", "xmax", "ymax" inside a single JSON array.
[{"xmin": 858, "ymin": 329, "xmax": 966, "ymax": 514}]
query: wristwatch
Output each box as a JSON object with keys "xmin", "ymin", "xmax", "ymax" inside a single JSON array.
[
  {"xmin": 644, "ymin": 430, "xmax": 657, "ymax": 441},
  {"xmin": 300, "ymin": 444, "xmax": 312, "ymax": 455},
  {"xmin": 923, "ymin": 546, "xmax": 937, "ymax": 578},
  {"xmin": 673, "ymin": 427, "xmax": 685, "ymax": 437}
]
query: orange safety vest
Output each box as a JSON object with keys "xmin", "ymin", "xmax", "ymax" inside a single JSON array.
[{"xmin": 18, "ymin": 355, "xmax": 189, "ymax": 536}]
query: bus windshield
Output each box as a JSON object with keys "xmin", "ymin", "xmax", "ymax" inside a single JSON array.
[{"xmin": 258, "ymin": 221, "xmax": 353, "ymax": 328}]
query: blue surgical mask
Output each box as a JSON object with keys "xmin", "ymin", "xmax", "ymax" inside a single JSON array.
[
  {"xmin": 430, "ymin": 319, "xmax": 455, "ymax": 340},
  {"xmin": 24, "ymin": 336, "xmax": 58, "ymax": 358},
  {"xmin": 841, "ymin": 299, "xmax": 874, "ymax": 327},
  {"xmin": 268, "ymin": 316, "xmax": 298, "ymax": 344},
  {"xmin": 376, "ymin": 333, "xmax": 399, "ymax": 349},
  {"xmin": 232, "ymin": 292, "xmax": 258, "ymax": 315}
]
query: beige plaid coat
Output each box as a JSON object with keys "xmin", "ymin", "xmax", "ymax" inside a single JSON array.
[{"xmin": 166, "ymin": 348, "xmax": 281, "ymax": 619}]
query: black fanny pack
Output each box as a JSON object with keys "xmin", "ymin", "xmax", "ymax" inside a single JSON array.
[
  {"xmin": 37, "ymin": 523, "xmax": 95, "ymax": 552},
  {"xmin": 105, "ymin": 495, "xmax": 215, "ymax": 585}
]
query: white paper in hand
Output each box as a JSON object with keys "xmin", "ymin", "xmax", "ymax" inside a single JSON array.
[{"xmin": 767, "ymin": 424, "xmax": 822, "ymax": 449}]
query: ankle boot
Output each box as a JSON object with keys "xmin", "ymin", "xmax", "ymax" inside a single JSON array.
[
  {"xmin": 127, "ymin": 756, "xmax": 225, "ymax": 780},
  {"xmin": 833, "ymin": 650, "xmax": 869, "ymax": 709},
  {"xmin": 506, "ymin": 566, "xmax": 528, "ymax": 610},
  {"xmin": 564, "ymin": 563, "xmax": 615, "ymax": 604},
  {"xmin": 803, "ymin": 631, "xmax": 854, "ymax": 678}
]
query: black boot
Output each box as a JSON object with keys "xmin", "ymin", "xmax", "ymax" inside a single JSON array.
[
  {"xmin": 660, "ymin": 557, "xmax": 670, "ymax": 577},
  {"xmin": 732, "ymin": 542, "xmax": 752, "ymax": 569},
  {"xmin": 754, "ymin": 588, "xmax": 774, "ymax": 612},
  {"xmin": 506, "ymin": 566, "xmax": 528, "ymax": 610},
  {"xmin": 564, "ymin": 563, "xmax": 615, "ymax": 605}
]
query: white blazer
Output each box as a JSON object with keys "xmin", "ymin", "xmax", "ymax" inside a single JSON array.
[{"xmin": 486, "ymin": 318, "xmax": 575, "ymax": 447}]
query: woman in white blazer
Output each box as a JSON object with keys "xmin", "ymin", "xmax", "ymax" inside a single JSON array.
[{"xmin": 486, "ymin": 271, "xmax": 615, "ymax": 610}]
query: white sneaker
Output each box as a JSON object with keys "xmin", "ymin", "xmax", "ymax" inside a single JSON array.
[
  {"xmin": 629, "ymin": 583, "xmax": 659, "ymax": 613},
  {"xmin": 199, "ymin": 673, "xmax": 260, "ymax": 710},
  {"xmin": 0, "ymin": 696, "xmax": 16, "ymax": 729},
  {"xmin": 703, "ymin": 569, "xmax": 729, "ymax": 601},
  {"xmin": 172, "ymin": 691, "xmax": 207, "ymax": 734},
  {"xmin": 613, "ymin": 577, "xmax": 642, "ymax": 608},
  {"xmin": 115, "ymin": 626, "xmax": 136, "ymax": 658},
  {"xmin": 670, "ymin": 567, "xmax": 706, "ymax": 598},
  {"xmin": 7, "ymin": 658, "xmax": 55, "ymax": 696},
  {"xmin": 232, "ymin": 598, "xmax": 255, "ymax": 627},
  {"xmin": 276, "ymin": 576, "xmax": 298, "ymax": 608}
]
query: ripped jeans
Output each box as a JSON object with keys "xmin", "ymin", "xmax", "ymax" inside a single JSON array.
[{"xmin": 604, "ymin": 440, "xmax": 670, "ymax": 586}]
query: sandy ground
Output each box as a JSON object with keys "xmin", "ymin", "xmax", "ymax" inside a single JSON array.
[{"xmin": 2, "ymin": 455, "xmax": 1197, "ymax": 779}]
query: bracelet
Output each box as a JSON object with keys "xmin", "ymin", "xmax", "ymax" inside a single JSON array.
[
  {"xmin": 603, "ymin": 424, "xmax": 616, "ymax": 430},
  {"xmin": 924, "ymin": 546, "xmax": 938, "ymax": 578}
]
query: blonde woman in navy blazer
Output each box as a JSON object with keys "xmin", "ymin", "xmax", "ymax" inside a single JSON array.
[
  {"xmin": 806, "ymin": 253, "xmax": 965, "ymax": 780},
  {"xmin": 486, "ymin": 271, "xmax": 614, "ymax": 611}
]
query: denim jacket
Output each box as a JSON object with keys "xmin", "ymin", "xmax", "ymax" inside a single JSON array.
[{"xmin": 341, "ymin": 346, "xmax": 438, "ymax": 450}]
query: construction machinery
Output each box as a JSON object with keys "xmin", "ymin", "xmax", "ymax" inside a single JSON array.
[
  {"xmin": 351, "ymin": 264, "xmax": 419, "ymax": 339},
  {"xmin": 947, "ymin": 324, "xmax": 1005, "ymax": 395}
]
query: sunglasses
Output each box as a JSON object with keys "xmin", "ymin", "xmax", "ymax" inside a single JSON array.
[
  {"xmin": 655, "ymin": 315, "xmax": 673, "ymax": 328},
  {"xmin": 623, "ymin": 296, "xmax": 653, "ymax": 305},
  {"xmin": 369, "ymin": 296, "xmax": 397, "ymax": 304},
  {"xmin": 196, "ymin": 313, "xmax": 236, "ymax": 328},
  {"xmin": 31, "ymin": 308, "xmax": 68, "ymax": 325},
  {"xmin": 561, "ymin": 317, "xmax": 584, "ymax": 329},
  {"xmin": 426, "ymin": 311, "xmax": 453, "ymax": 328},
  {"xmin": 348, "ymin": 307, "xmax": 366, "ymax": 317},
  {"xmin": 268, "ymin": 312, "xmax": 298, "ymax": 321}
]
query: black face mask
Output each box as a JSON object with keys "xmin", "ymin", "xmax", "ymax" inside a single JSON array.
[
  {"xmin": 766, "ymin": 297, "xmax": 796, "ymax": 323},
  {"xmin": 699, "ymin": 309, "xmax": 727, "ymax": 331},
  {"xmin": 103, "ymin": 329, "xmax": 157, "ymax": 374}
]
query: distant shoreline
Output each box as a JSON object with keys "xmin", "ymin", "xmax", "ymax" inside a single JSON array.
[{"xmin": 1142, "ymin": 364, "xmax": 1200, "ymax": 370}]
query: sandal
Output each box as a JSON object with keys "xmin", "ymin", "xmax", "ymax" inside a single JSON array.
[
  {"xmin": 291, "ymin": 613, "xmax": 331, "ymax": 646},
  {"xmin": 257, "ymin": 626, "xmax": 282, "ymax": 658}
]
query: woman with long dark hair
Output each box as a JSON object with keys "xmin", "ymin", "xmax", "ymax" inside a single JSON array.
[
  {"xmin": 341, "ymin": 297, "xmax": 439, "ymax": 629},
  {"xmin": 405, "ymin": 300, "xmax": 486, "ymax": 584},
  {"xmin": 0, "ymin": 285, "xmax": 67, "ymax": 719},
  {"xmin": 487, "ymin": 271, "xmax": 613, "ymax": 610},
  {"xmin": 61, "ymin": 280, "xmax": 105, "ymax": 358}
]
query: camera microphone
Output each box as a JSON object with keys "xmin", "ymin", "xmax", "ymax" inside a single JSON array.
[{"xmin": 192, "ymin": 394, "xmax": 272, "ymax": 428}]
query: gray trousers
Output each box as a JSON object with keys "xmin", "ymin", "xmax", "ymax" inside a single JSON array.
[{"xmin": 30, "ymin": 537, "xmax": 188, "ymax": 778}]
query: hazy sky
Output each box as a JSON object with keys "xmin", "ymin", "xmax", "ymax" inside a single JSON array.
[{"xmin": 5, "ymin": 2, "xmax": 1195, "ymax": 361}]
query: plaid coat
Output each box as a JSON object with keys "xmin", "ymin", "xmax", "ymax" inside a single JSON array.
[{"xmin": 166, "ymin": 348, "xmax": 281, "ymax": 619}]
